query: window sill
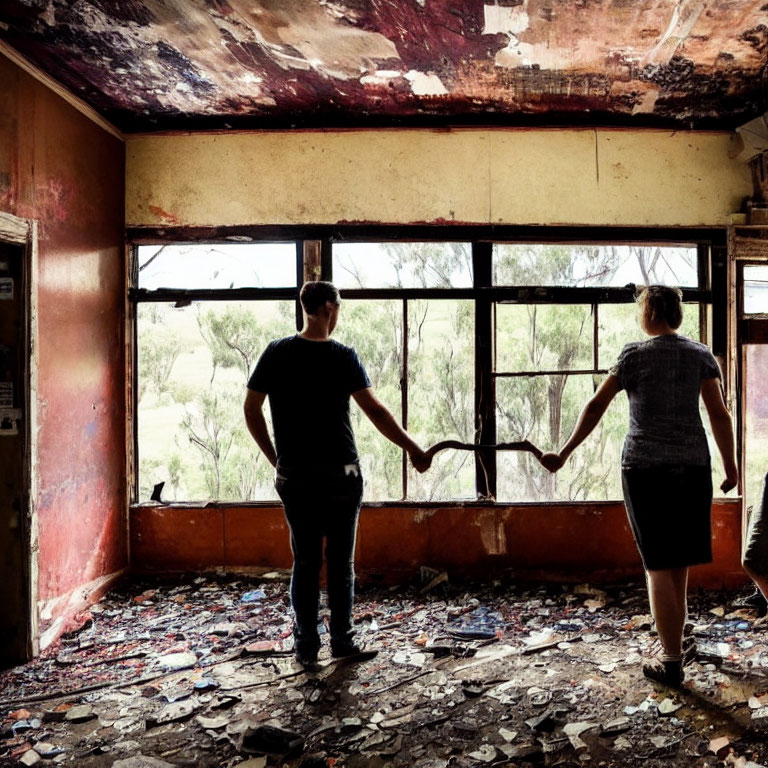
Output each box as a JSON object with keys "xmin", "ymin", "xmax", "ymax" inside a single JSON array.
[{"xmin": 130, "ymin": 496, "xmax": 741, "ymax": 510}]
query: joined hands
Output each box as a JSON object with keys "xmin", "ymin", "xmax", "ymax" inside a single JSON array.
[
  {"xmin": 409, "ymin": 448, "xmax": 432, "ymax": 473},
  {"xmin": 539, "ymin": 452, "xmax": 565, "ymax": 472}
]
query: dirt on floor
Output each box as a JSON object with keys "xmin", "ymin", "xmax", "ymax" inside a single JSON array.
[{"xmin": 1, "ymin": 572, "xmax": 768, "ymax": 768}]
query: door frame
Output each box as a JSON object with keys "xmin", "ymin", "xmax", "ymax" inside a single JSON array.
[
  {"xmin": 729, "ymin": 225, "xmax": 768, "ymax": 554},
  {"xmin": 0, "ymin": 210, "xmax": 39, "ymax": 658}
]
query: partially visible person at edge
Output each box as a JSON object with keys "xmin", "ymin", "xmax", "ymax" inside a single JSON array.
[
  {"xmin": 741, "ymin": 475, "xmax": 768, "ymax": 616},
  {"xmin": 540, "ymin": 285, "xmax": 737, "ymax": 688},
  {"xmin": 244, "ymin": 280, "xmax": 432, "ymax": 669}
]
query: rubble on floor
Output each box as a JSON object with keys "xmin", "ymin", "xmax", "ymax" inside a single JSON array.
[{"xmin": 2, "ymin": 572, "xmax": 768, "ymax": 767}]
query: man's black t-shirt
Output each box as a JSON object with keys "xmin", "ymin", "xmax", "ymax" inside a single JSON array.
[{"xmin": 247, "ymin": 335, "xmax": 371, "ymax": 468}]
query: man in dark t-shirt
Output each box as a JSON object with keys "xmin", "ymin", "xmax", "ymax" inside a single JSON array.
[{"xmin": 244, "ymin": 281, "xmax": 430, "ymax": 667}]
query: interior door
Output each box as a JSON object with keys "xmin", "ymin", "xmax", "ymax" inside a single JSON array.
[{"xmin": 0, "ymin": 241, "xmax": 30, "ymax": 665}]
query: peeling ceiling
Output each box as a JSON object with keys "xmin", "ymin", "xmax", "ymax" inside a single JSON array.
[{"xmin": 1, "ymin": 0, "xmax": 766, "ymax": 132}]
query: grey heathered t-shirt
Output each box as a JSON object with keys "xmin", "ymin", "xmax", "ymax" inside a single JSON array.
[{"xmin": 610, "ymin": 334, "xmax": 721, "ymax": 468}]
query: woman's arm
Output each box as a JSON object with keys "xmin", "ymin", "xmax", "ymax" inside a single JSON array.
[
  {"xmin": 700, "ymin": 378, "xmax": 738, "ymax": 493},
  {"xmin": 540, "ymin": 374, "xmax": 621, "ymax": 472}
]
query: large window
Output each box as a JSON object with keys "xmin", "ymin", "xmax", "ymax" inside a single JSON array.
[
  {"xmin": 492, "ymin": 244, "xmax": 702, "ymax": 502},
  {"xmin": 131, "ymin": 235, "xmax": 716, "ymax": 505},
  {"xmin": 334, "ymin": 243, "xmax": 475, "ymax": 501},
  {"xmin": 134, "ymin": 243, "xmax": 299, "ymax": 502}
]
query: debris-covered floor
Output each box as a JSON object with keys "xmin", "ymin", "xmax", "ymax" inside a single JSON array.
[{"xmin": 2, "ymin": 572, "xmax": 768, "ymax": 768}]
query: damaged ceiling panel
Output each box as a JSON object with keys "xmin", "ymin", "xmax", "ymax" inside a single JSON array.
[{"xmin": 0, "ymin": 0, "xmax": 766, "ymax": 132}]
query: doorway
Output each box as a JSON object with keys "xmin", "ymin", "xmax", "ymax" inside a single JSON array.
[{"xmin": 0, "ymin": 212, "xmax": 36, "ymax": 666}]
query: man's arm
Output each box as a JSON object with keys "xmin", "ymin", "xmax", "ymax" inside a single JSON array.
[
  {"xmin": 700, "ymin": 377, "xmax": 738, "ymax": 493},
  {"xmin": 243, "ymin": 389, "xmax": 277, "ymax": 468},
  {"xmin": 540, "ymin": 374, "xmax": 621, "ymax": 472},
  {"xmin": 351, "ymin": 387, "xmax": 430, "ymax": 472}
]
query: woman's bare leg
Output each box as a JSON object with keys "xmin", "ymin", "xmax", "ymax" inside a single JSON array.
[{"xmin": 646, "ymin": 567, "xmax": 689, "ymax": 657}]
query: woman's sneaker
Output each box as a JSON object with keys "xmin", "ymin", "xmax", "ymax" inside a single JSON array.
[
  {"xmin": 735, "ymin": 588, "xmax": 768, "ymax": 617},
  {"xmin": 642, "ymin": 657, "xmax": 683, "ymax": 687}
]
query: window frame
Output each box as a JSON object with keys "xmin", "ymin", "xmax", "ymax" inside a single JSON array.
[{"xmin": 128, "ymin": 227, "xmax": 723, "ymax": 507}]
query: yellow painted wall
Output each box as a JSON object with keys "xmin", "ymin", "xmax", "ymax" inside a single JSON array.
[{"xmin": 126, "ymin": 128, "xmax": 751, "ymax": 228}]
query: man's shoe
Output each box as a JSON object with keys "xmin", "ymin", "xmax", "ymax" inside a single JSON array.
[
  {"xmin": 296, "ymin": 654, "xmax": 319, "ymax": 671},
  {"xmin": 331, "ymin": 638, "xmax": 362, "ymax": 657},
  {"xmin": 330, "ymin": 639, "xmax": 378, "ymax": 662},
  {"xmin": 295, "ymin": 646, "xmax": 319, "ymax": 670}
]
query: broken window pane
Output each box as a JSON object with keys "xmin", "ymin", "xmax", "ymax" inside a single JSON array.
[
  {"xmin": 495, "ymin": 304, "xmax": 593, "ymax": 373},
  {"xmin": 406, "ymin": 300, "xmax": 475, "ymax": 501},
  {"xmin": 493, "ymin": 244, "xmax": 698, "ymax": 288},
  {"xmin": 137, "ymin": 300, "xmax": 295, "ymax": 501},
  {"xmin": 333, "ymin": 243, "xmax": 472, "ymax": 289},
  {"xmin": 336, "ymin": 299, "xmax": 404, "ymax": 501},
  {"xmin": 744, "ymin": 265, "xmax": 768, "ymax": 314},
  {"xmin": 137, "ymin": 243, "xmax": 296, "ymax": 290}
]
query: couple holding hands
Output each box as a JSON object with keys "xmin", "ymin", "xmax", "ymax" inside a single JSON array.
[{"xmin": 245, "ymin": 281, "xmax": 737, "ymax": 684}]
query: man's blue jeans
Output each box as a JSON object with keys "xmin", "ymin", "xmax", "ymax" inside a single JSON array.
[{"xmin": 275, "ymin": 463, "xmax": 364, "ymax": 657}]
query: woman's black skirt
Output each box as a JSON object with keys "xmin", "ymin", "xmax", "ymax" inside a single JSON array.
[{"xmin": 621, "ymin": 465, "xmax": 713, "ymax": 570}]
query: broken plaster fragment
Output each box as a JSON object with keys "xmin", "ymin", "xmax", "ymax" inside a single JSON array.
[
  {"xmin": 659, "ymin": 698, "xmax": 682, "ymax": 716},
  {"xmin": 613, "ymin": 735, "xmax": 633, "ymax": 750},
  {"xmin": 392, "ymin": 650, "xmax": 426, "ymax": 667},
  {"xmin": 64, "ymin": 705, "xmax": 95, "ymax": 723},
  {"xmin": 468, "ymin": 744, "xmax": 498, "ymax": 762},
  {"xmin": 709, "ymin": 736, "xmax": 733, "ymax": 756},
  {"xmin": 112, "ymin": 757, "xmax": 177, "ymax": 768},
  {"xmin": 601, "ymin": 716, "xmax": 631, "ymax": 736},
  {"xmin": 502, "ymin": 743, "xmax": 543, "ymax": 760},
  {"xmin": 149, "ymin": 700, "xmax": 199, "ymax": 726},
  {"xmin": 196, "ymin": 714, "xmax": 230, "ymax": 730},
  {"xmin": 156, "ymin": 651, "xmax": 197, "ymax": 671},
  {"xmin": 31, "ymin": 743, "xmax": 66, "ymax": 758},
  {"xmin": 750, "ymin": 706, "xmax": 768, "ymax": 726},
  {"xmin": 526, "ymin": 686, "xmax": 552, "ymax": 706},
  {"xmin": 563, "ymin": 721, "xmax": 596, "ymax": 752}
]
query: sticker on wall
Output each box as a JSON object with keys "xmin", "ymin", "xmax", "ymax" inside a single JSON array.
[
  {"xmin": 0, "ymin": 408, "xmax": 21, "ymax": 435},
  {"xmin": 0, "ymin": 382, "xmax": 12, "ymax": 408},
  {"xmin": 0, "ymin": 278, "xmax": 13, "ymax": 300}
]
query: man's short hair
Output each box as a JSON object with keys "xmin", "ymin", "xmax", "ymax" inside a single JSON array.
[{"xmin": 300, "ymin": 281, "xmax": 340, "ymax": 315}]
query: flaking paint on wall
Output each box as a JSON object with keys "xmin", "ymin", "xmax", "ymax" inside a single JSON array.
[
  {"xmin": 475, "ymin": 509, "xmax": 508, "ymax": 556},
  {"xmin": 1, "ymin": 0, "xmax": 764, "ymax": 131}
]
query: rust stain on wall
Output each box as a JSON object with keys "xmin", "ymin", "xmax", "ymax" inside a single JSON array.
[{"xmin": 148, "ymin": 204, "xmax": 181, "ymax": 225}]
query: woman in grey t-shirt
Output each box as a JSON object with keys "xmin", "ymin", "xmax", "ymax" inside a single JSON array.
[{"xmin": 540, "ymin": 286, "xmax": 738, "ymax": 687}]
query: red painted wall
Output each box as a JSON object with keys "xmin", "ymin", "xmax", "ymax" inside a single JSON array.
[
  {"xmin": 131, "ymin": 500, "xmax": 745, "ymax": 590},
  {"xmin": 0, "ymin": 55, "xmax": 126, "ymax": 646}
]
